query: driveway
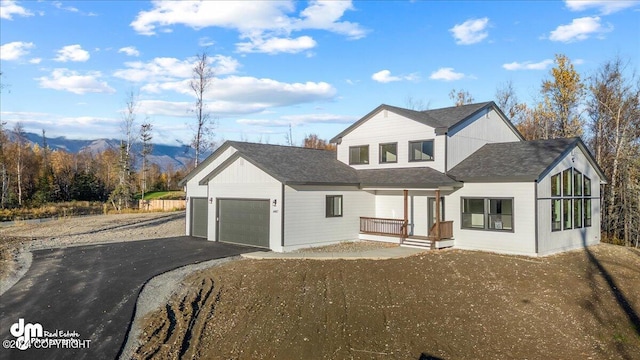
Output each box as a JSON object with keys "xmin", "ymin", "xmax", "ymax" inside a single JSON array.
[{"xmin": 0, "ymin": 237, "xmax": 259, "ymax": 360}]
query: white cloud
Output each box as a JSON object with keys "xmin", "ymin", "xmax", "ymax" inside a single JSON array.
[
  {"xmin": 548, "ymin": 16, "xmax": 612, "ymax": 42},
  {"xmin": 0, "ymin": 0, "xmax": 33, "ymax": 20},
  {"xmin": 429, "ymin": 67, "xmax": 465, "ymax": 81},
  {"xmin": 29, "ymin": 57, "xmax": 41, "ymax": 64},
  {"xmin": 54, "ymin": 44, "xmax": 90, "ymax": 62},
  {"xmin": 130, "ymin": 1, "xmax": 366, "ymax": 54},
  {"xmin": 118, "ymin": 46, "xmax": 140, "ymax": 57},
  {"xmin": 565, "ymin": 0, "xmax": 640, "ymax": 14},
  {"xmin": 37, "ymin": 68, "xmax": 115, "ymax": 94},
  {"xmin": 450, "ymin": 17, "xmax": 490, "ymax": 45},
  {"xmin": 0, "ymin": 41, "xmax": 34, "ymax": 60},
  {"xmin": 237, "ymin": 113, "xmax": 356, "ymax": 127},
  {"xmin": 371, "ymin": 69, "xmax": 419, "ymax": 83},
  {"xmin": 502, "ymin": 59, "xmax": 554, "ymax": 71},
  {"xmin": 236, "ymin": 35, "xmax": 317, "ymax": 54},
  {"xmin": 52, "ymin": 1, "xmax": 78, "ymax": 13},
  {"xmin": 1, "ymin": 111, "xmax": 121, "ymax": 141},
  {"xmin": 113, "ymin": 55, "xmax": 240, "ymax": 82},
  {"xmin": 198, "ymin": 37, "xmax": 215, "ymax": 47}
]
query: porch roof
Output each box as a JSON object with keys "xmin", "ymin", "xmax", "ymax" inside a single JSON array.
[{"xmin": 358, "ymin": 167, "xmax": 461, "ymax": 189}]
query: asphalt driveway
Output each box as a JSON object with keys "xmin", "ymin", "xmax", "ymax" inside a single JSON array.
[{"xmin": 0, "ymin": 237, "xmax": 259, "ymax": 360}]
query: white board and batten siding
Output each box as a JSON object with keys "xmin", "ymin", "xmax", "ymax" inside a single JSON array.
[
  {"xmin": 184, "ymin": 146, "xmax": 237, "ymax": 235},
  {"xmin": 207, "ymin": 157, "xmax": 283, "ymax": 250},
  {"xmin": 447, "ymin": 108, "xmax": 521, "ymax": 170},
  {"xmin": 536, "ymin": 147, "xmax": 603, "ymax": 256},
  {"xmin": 448, "ymin": 182, "xmax": 537, "ymax": 256},
  {"xmin": 336, "ymin": 109, "xmax": 446, "ymax": 172},
  {"xmin": 283, "ymin": 186, "xmax": 374, "ymax": 252}
]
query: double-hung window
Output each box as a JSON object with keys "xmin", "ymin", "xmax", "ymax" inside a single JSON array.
[
  {"xmin": 409, "ymin": 140, "xmax": 434, "ymax": 162},
  {"xmin": 349, "ymin": 145, "xmax": 369, "ymax": 165}
]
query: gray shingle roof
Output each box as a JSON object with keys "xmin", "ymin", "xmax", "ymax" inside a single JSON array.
[
  {"xmin": 358, "ymin": 167, "xmax": 460, "ymax": 188},
  {"xmin": 202, "ymin": 141, "xmax": 360, "ymax": 185},
  {"xmin": 448, "ymin": 138, "xmax": 581, "ymax": 182},
  {"xmin": 331, "ymin": 101, "xmax": 500, "ymax": 143}
]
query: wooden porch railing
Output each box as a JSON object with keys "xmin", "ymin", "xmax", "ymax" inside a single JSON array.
[
  {"xmin": 428, "ymin": 220, "xmax": 454, "ymax": 240},
  {"xmin": 360, "ymin": 217, "xmax": 405, "ymax": 236}
]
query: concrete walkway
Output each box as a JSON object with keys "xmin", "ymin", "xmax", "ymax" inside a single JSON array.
[{"xmin": 242, "ymin": 246, "xmax": 427, "ymax": 260}]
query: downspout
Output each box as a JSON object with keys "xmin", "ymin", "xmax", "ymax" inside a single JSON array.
[{"xmin": 281, "ymin": 184, "xmax": 286, "ymax": 249}]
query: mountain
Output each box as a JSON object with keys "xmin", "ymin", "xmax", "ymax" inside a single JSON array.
[{"xmin": 20, "ymin": 132, "xmax": 196, "ymax": 171}]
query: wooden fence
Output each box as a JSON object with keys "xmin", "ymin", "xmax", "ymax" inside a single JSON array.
[{"xmin": 138, "ymin": 199, "xmax": 186, "ymax": 211}]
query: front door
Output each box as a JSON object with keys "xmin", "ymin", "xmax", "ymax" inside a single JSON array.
[{"xmin": 427, "ymin": 197, "xmax": 445, "ymax": 232}]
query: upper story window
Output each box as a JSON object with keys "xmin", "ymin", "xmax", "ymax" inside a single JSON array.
[
  {"xmin": 379, "ymin": 143, "xmax": 397, "ymax": 163},
  {"xmin": 409, "ymin": 140, "xmax": 434, "ymax": 162},
  {"xmin": 349, "ymin": 145, "xmax": 369, "ymax": 165}
]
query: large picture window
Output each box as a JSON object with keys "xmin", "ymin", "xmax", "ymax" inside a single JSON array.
[
  {"xmin": 379, "ymin": 143, "xmax": 397, "ymax": 163},
  {"xmin": 551, "ymin": 168, "xmax": 592, "ymax": 231},
  {"xmin": 326, "ymin": 195, "xmax": 343, "ymax": 217},
  {"xmin": 462, "ymin": 197, "xmax": 513, "ymax": 231},
  {"xmin": 409, "ymin": 140, "xmax": 434, "ymax": 162},
  {"xmin": 349, "ymin": 145, "xmax": 369, "ymax": 165}
]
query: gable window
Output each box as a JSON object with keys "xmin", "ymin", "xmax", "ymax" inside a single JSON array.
[
  {"xmin": 379, "ymin": 143, "xmax": 398, "ymax": 163},
  {"xmin": 461, "ymin": 198, "xmax": 513, "ymax": 231},
  {"xmin": 326, "ymin": 195, "xmax": 343, "ymax": 217},
  {"xmin": 551, "ymin": 168, "xmax": 592, "ymax": 231},
  {"xmin": 349, "ymin": 145, "xmax": 369, "ymax": 165},
  {"xmin": 409, "ymin": 140, "xmax": 434, "ymax": 162}
]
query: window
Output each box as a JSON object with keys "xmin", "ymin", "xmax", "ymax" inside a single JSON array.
[
  {"xmin": 462, "ymin": 198, "xmax": 513, "ymax": 231},
  {"xmin": 552, "ymin": 199, "xmax": 562, "ymax": 231},
  {"xmin": 563, "ymin": 199, "xmax": 572, "ymax": 230},
  {"xmin": 584, "ymin": 199, "xmax": 592, "ymax": 227},
  {"xmin": 551, "ymin": 173, "xmax": 561, "ymax": 197},
  {"xmin": 462, "ymin": 198, "xmax": 485, "ymax": 229},
  {"xmin": 326, "ymin": 195, "xmax": 343, "ymax": 217},
  {"xmin": 488, "ymin": 199, "xmax": 513, "ymax": 230},
  {"xmin": 349, "ymin": 145, "xmax": 369, "ymax": 165},
  {"xmin": 551, "ymin": 168, "xmax": 592, "ymax": 231},
  {"xmin": 379, "ymin": 143, "xmax": 397, "ymax": 163},
  {"xmin": 562, "ymin": 169, "xmax": 572, "ymax": 196},
  {"xmin": 409, "ymin": 140, "xmax": 434, "ymax": 161}
]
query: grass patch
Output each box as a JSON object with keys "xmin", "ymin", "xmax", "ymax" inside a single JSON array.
[
  {"xmin": 139, "ymin": 191, "xmax": 186, "ymax": 200},
  {"xmin": 0, "ymin": 201, "xmax": 104, "ymax": 221}
]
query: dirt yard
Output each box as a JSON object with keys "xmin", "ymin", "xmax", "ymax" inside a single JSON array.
[{"xmin": 133, "ymin": 244, "xmax": 640, "ymax": 360}]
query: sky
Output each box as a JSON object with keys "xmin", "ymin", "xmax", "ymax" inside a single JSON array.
[{"xmin": 1, "ymin": 0, "xmax": 639, "ymax": 147}]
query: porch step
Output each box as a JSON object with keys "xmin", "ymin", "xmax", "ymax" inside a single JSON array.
[{"xmin": 401, "ymin": 238, "xmax": 434, "ymax": 249}]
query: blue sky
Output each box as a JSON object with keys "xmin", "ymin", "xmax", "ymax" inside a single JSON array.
[{"xmin": 1, "ymin": 0, "xmax": 639, "ymax": 146}]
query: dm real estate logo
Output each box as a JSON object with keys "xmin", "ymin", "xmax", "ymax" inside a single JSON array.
[{"xmin": 4, "ymin": 319, "xmax": 91, "ymax": 351}]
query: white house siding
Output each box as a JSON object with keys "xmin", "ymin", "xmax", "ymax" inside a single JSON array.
[
  {"xmin": 207, "ymin": 157, "xmax": 283, "ymax": 250},
  {"xmin": 184, "ymin": 146, "xmax": 237, "ymax": 235},
  {"xmin": 283, "ymin": 186, "xmax": 374, "ymax": 252},
  {"xmin": 336, "ymin": 109, "xmax": 446, "ymax": 172},
  {"xmin": 536, "ymin": 148, "xmax": 603, "ymax": 256},
  {"xmin": 448, "ymin": 182, "xmax": 537, "ymax": 256},
  {"xmin": 447, "ymin": 108, "xmax": 521, "ymax": 170}
]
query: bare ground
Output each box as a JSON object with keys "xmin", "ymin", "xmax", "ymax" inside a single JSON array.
[{"xmin": 132, "ymin": 244, "xmax": 640, "ymax": 360}]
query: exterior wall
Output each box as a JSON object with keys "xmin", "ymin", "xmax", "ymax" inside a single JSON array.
[
  {"xmin": 336, "ymin": 109, "xmax": 445, "ymax": 172},
  {"xmin": 207, "ymin": 157, "xmax": 283, "ymax": 250},
  {"xmin": 448, "ymin": 182, "xmax": 537, "ymax": 256},
  {"xmin": 447, "ymin": 108, "xmax": 521, "ymax": 170},
  {"xmin": 184, "ymin": 146, "xmax": 237, "ymax": 235},
  {"xmin": 372, "ymin": 190, "xmax": 448, "ymax": 237},
  {"xmin": 536, "ymin": 148, "xmax": 603, "ymax": 256},
  {"xmin": 283, "ymin": 186, "xmax": 374, "ymax": 251}
]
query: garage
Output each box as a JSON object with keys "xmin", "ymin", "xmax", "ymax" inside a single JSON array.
[
  {"xmin": 217, "ymin": 199, "xmax": 270, "ymax": 248},
  {"xmin": 190, "ymin": 197, "xmax": 208, "ymax": 238}
]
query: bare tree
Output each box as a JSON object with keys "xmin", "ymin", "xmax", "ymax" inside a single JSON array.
[
  {"xmin": 404, "ymin": 95, "xmax": 430, "ymax": 111},
  {"xmin": 190, "ymin": 51, "xmax": 215, "ymax": 166},
  {"xmin": 13, "ymin": 122, "xmax": 26, "ymax": 206},
  {"xmin": 109, "ymin": 90, "xmax": 139, "ymax": 211},
  {"xmin": 0, "ymin": 120, "xmax": 8, "ymax": 207},
  {"xmin": 449, "ymin": 88, "xmax": 475, "ymax": 106},
  {"xmin": 586, "ymin": 56, "xmax": 640, "ymax": 246},
  {"xmin": 140, "ymin": 122, "xmax": 153, "ymax": 209}
]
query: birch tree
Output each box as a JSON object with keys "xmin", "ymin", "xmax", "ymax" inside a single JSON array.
[
  {"xmin": 190, "ymin": 51, "xmax": 215, "ymax": 166},
  {"xmin": 140, "ymin": 122, "xmax": 153, "ymax": 207},
  {"xmin": 109, "ymin": 90, "xmax": 138, "ymax": 211}
]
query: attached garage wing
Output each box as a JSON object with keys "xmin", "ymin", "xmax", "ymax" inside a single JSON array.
[
  {"xmin": 190, "ymin": 197, "xmax": 208, "ymax": 238},
  {"xmin": 217, "ymin": 199, "xmax": 270, "ymax": 248}
]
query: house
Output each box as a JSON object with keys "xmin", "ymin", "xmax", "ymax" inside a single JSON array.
[{"xmin": 179, "ymin": 101, "xmax": 606, "ymax": 256}]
